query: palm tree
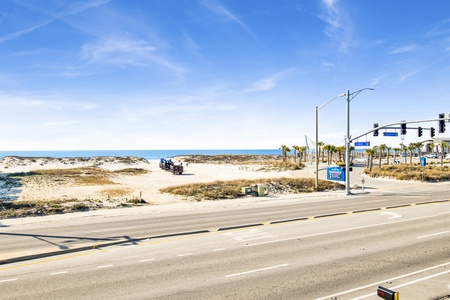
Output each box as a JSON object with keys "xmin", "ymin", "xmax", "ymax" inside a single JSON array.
[
  {"xmin": 386, "ymin": 146, "xmax": 392, "ymax": 165},
  {"xmin": 378, "ymin": 144, "xmax": 387, "ymax": 167},
  {"xmin": 318, "ymin": 142, "xmax": 324, "ymax": 163},
  {"xmin": 292, "ymin": 145, "xmax": 298, "ymax": 162},
  {"xmin": 280, "ymin": 145, "xmax": 291, "ymax": 162},
  {"xmin": 393, "ymin": 147, "xmax": 401, "ymax": 163},
  {"xmin": 335, "ymin": 146, "xmax": 345, "ymax": 162},
  {"xmin": 440, "ymin": 141, "xmax": 448, "ymax": 167},
  {"xmin": 323, "ymin": 144, "xmax": 334, "ymax": 165},
  {"xmin": 299, "ymin": 146, "xmax": 307, "ymax": 162},
  {"xmin": 365, "ymin": 148, "xmax": 377, "ymax": 172},
  {"xmin": 415, "ymin": 142, "xmax": 424, "ymax": 157},
  {"xmin": 408, "ymin": 143, "xmax": 415, "ymax": 165}
]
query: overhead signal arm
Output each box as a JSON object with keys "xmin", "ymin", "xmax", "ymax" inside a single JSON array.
[{"xmin": 351, "ymin": 117, "xmax": 450, "ymax": 143}]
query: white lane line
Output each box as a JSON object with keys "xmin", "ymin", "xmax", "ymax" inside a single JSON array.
[
  {"xmin": 91, "ymin": 226, "xmax": 136, "ymax": 233},
  {"xmin": 351, "ymin": 269, "xmax": 450, "ymax": 300},
  {"xmin": 139, "ymin": 259, "xmax": 155, "ymax": 262},
  {"xmin": 315, "ymin": 261, "xmax": 450, "ymax": 300},
  {"xmin": 0, "ymin": 278, "xmax": 18, "ymax": 283},
  {"xmin": 253, "ymin": 210, "xmax": 287, "ymax": 216},
  {"xmin": 247, "ymin": 215, "xmax": 434, "ymax": 247},
  {"xmin": 417, "ymin": 231, "xmax": 449, "ymax": 239},
  {"xmin": 226, "ymin": 264, "xmax": 289, "ymax": 278},
  {"xmin": 97, "ymin": 265, "xmax": 113, "ymax": 269},
  {"xmin": 50, "ymin": 271, "xmax": 68, "ymax": 275},
  {"xmin": 438, "ymin": 211, "xmax": 450, "ymax": 215},
  {"xmin": 178, "ymin": 253, "xmax": 192, "ymax": 257},
  {"xmin": 213, "ymin": 248, "xmax": 226, "ymax": 252}
]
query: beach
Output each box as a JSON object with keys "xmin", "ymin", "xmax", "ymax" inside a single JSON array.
[{"xmin": 0, "ymin": 156, "xmax": 302, "ymax": 210}]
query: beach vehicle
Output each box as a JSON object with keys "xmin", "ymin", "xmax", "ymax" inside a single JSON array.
[{"xmin": 159, "ymin": 158, "xmax": 183, "ymax": 175}]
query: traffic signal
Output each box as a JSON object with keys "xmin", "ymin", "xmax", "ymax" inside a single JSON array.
[
  {"xmin": 431, "ymin": 127, "xmax": 435, "ymax": 137},
  {"xmin": 439, "ymin": 113, "xmax": 446, "ymax": 133},
  {"xmin": 401, "ymin": 122, "xmax": 407, "ymax": 135},
  {"xmin": 373, "ymin": 123, "xmax": 379, "ymax": 136},
  {"xmin": 418, "ymin": 126, "xmax": 423, "ymax": 137}
]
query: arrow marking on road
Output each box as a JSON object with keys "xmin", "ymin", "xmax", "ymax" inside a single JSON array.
[{"xmin": 380, "ymin": 212, "xmax": 402, "ymax": 219}]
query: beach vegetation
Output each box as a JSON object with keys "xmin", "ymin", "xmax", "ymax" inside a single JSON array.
[
  {"xmin": 160, "ymin": 177, "xmax": 344, "ymax": 201},
  {"xmin": 364, "ymin": 164, "xmax": 450, "ymax": 181}
]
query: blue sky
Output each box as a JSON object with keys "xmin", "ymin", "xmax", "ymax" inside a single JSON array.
[{"xmin": 1, "ymin": 0, "xmax": 450, "ymax": 150}]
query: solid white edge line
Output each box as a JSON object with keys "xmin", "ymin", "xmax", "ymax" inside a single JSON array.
[
  {"xmin": 139, "ymin": 259, "xmax": 155, "ymax": 262},
  {"xmin": 315, "ymin": 261, "xmax": 450, "ymax": 300},
  {"xmin": 417, "ymin": 231, "xmax": 449, "ymax": 239},
  {"xmin": 213, "ymin": 248, "xmax": 226, "ymax": 252},
  {"xmin": 0, "ymin": 278, "xmax": 18, "ymax": 283},
  {"xmin": 226, "ymin": 264, "xmax": 289, "ymax": 278}
]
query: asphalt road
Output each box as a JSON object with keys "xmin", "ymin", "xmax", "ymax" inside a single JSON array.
[
  {"xmin": 1, "ymin": 181, "xmax": 449, "ymax": 264},
  {"xmin": 1, "ymin": 202, "xmax": 449, "ymax": 299}
]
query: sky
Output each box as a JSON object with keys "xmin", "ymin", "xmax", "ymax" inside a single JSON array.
[{"xmin": 1, "ymin": 0, "xmax": 450, "ymax": 151}]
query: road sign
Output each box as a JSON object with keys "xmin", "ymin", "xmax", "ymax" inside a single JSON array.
[
  {"xmin": 354, "ymin": 141, "xmax": 370, "ymax": 146},
  {"xmin": 326, "ymin": 166, "xmax": 345, "ymax": 182},
  {"xmin": 383, "ymin": 132, "xmax": 398, "ymax": 137},
  {"xmin": 420, "ymin": 156, "xmax": 426, "ymax": 167}
]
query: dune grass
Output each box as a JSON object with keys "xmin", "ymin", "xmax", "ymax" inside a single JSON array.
[
  {"xmin": 365, "ymin": 164, "xmax": 450, "ymax": 181},
  {"xmin": 160, "ymin": 177, "xmax": 343, "ymax": 201}
]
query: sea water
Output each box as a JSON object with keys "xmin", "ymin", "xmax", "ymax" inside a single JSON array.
[{"xmin": 0, "ymin": 149, "xmax": 281, "ymax": 160}]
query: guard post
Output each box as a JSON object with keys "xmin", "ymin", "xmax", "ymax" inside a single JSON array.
[{"xmin": 377, "ymin": 286, "xmax": 399, "ymax": 300}]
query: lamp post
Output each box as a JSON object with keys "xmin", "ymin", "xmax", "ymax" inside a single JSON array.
[
  {"xmin": 345, "ymin": 88, "xmax": 375, "ymax": 196},
  {"xmin": 315, "ymin": 93, "xmax": 346, "ymax": 190}
]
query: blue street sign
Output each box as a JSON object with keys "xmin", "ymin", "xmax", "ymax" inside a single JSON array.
[
  {"xmin": 354, "ymin": 141, "xmax": 370, "ymax": 146},
  {"xmin": 420, "ymin": 156, "xmax": 426, "ymax": 167},
  {"xmin": 326, "ymin": 166, "xmax": 345, "ymax": 182},
  {"xmin": 383, "ymin": 132, "xmax": 398, "ymax": 137}
]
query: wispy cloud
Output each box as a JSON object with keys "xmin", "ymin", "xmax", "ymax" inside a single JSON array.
[
  {"xmin": 318, "ymin": 0, "xmax": 354, "ymax": 53},
  {"xmin": 79, "ymin": 33, "xmax": 186, "ymax": 73},
  {"xmin": 241, "ymin": 69, "xmax": 296, "ymax": 93},
  {"xmin": 389, "ymin": 44, "xmax": 419, "ymax": 55},
  {"xmin": 0, "ymin": 19, "xmax": 54, "ymax": 43},
  {"xmin": 0, "ymin": 0, "xmax": 111, "ymax": 44},
  {"xmin": 201, "ymin": 0, "xmax": 255, "ymax": 37}
]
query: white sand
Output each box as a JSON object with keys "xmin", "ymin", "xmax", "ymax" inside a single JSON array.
[{"xmin": 0, "ymin": 157, "xmax": 299, "ymax": 206}]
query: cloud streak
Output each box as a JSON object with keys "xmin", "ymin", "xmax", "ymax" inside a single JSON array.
[
  {"xmin": 318, "ymin": 0, "xmax": 354, "ymax": 53},
  {"xmin": 0, "ymin": 0, "xmax": 111, "ymax": 44}
]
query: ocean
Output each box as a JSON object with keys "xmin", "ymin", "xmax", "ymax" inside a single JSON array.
[{"xmin": 0, "ymin": 149, "xmax": 281, "ymax": 160}]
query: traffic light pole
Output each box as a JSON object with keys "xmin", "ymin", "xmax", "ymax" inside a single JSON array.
[{"xmin": 352, "ymin": 117, "xmax": 450, "ymax": 143}]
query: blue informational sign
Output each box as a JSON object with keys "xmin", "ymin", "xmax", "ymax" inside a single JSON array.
[
  {"xmin": 383, "ymin": 132, "xmax": 399, "ymax": 137},
  {"xmin": 326, "ymin": 166, "xmax": 346, "ymax": 182},
  {"xmin": 420, "ymin": 156, "xmax": 426, "ymax": 167},
  {"xmin": 354, "ymin": 142, "xmax": 370, "ymax": 146}
]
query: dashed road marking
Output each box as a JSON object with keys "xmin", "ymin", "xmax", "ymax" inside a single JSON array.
[
  {"xmin": 50, "ymin": 271, "xmax": 68, "ymax": 275},
  {"xmin": 0, "ymin": 278, "xmax": 17, "ymax": 283},
  {"xmin": 417, "ymin": 231, "xmax": 449, "ymax": 239},
  {"xmin": 226, "ymin": 264, "xmax": 289, "ymax": 278},
  {"xmin": 97, "ymin": 264, "xmax": 113, "ymax": 269}
]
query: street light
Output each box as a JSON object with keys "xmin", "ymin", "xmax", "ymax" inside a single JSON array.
[
  {"xmin": 315, "ymin": 93, "xmax": 346, "ymax": 190},
  {"xmin": 345, "ymin": 88, "xmax": 375, "ymax": 196}
]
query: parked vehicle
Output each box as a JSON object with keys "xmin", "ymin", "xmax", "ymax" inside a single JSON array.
[
  {"xmin": 159, "ymin": 158, "xmax": 183, "ymax": 175},
  {"xmin": 425, "ymin": 153, "xmax": 439, "ymax": 159},
  {"xmin": 353, "ymin": 158, "xmax": 368, "ymax": 164}
]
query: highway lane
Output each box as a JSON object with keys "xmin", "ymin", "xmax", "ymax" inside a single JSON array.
[
  {"xmin": 1, "ymin": 183, "xmax": 449, "ymax": 264},
  {"xmin": 1, "ymin": 202, "xmax": 449, "ymax": 299}
]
